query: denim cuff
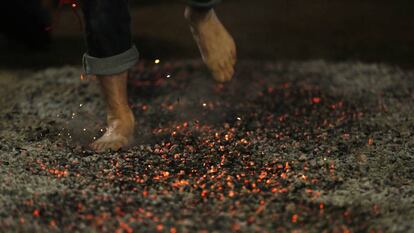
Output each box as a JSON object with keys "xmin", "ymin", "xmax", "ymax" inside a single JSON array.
[
  {"xmin": 187, "ymin": 0, "xmax": 221, "ymax": 9},
  {"xmin": 83, "ymin": 45, "xmax": 139, "ymax": 75}
]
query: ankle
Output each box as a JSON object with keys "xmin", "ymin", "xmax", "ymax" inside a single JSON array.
[
  {"xmin": 184, "ymin": 6, "xmax": 214, "ymax": 25},
  {"xmin": 107, "ymin": 105, "xmax": 133, "ymax": 119}
]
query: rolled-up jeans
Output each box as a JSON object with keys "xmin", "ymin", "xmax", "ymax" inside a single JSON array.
[{"xmin": 81, "ymin": 0, "xmax": 220, "ymax": 76}]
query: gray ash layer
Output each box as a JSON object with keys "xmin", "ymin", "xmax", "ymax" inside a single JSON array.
[{"xmin": 0, "ymin": 60, "xmax": 413, "ymax": 232}]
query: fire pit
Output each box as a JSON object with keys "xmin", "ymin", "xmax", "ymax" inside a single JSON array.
[{"xmin": 0, "ymin": 60, "xmax": 413, "ymax": 232}]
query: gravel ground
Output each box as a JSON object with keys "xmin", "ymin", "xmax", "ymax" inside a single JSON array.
[{"xmin": 0, "ymin": 60, "xmax": 413, "ymax": 232}]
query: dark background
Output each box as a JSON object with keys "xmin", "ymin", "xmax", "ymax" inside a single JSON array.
[{"xmin": 1, "ymin": 0, "xmax": 414, "ymax": 69}]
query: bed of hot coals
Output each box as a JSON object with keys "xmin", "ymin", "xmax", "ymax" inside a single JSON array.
[{"xmin": 0, "ymin": 61, "xmax": 413, "ymax": 232}]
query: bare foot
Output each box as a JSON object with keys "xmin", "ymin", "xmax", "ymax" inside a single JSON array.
[
  {"xmin": 90, "ymin": 109, "xmax": 134, "ymax": 152},
  {"xmin": 185, "ymin": 7, "xmax": 237, "ymax": 82},
  {"xmin": 90, "ymin": 72, "xmax": 135, "ymax": 152}
]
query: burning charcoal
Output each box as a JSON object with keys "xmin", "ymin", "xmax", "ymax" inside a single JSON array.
[{"xmin": 1, "ymin": 61, "xmax": 413, "ymax": 232}]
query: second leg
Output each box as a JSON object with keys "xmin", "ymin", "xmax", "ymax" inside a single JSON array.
[{"xmin": 185, "ymin": 0, "xmax": 237, "ymax": 82}]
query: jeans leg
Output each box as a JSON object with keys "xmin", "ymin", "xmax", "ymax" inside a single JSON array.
[
  {"xmin": 81, "ymin": 0, "xmax": 139, "ymax": 75},
  {"xmin": 186, "ymin": 0, "xmax": 221, "ymax": 9}
]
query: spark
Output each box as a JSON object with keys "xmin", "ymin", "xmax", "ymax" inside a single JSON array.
[
  {"xmin": 236, "ymin": 117, "xmax": 242, "ymax": 121},
  {"xmin": 202, "ymin": 103, "xmax": 207, "ymax": 107},
  {"xmin": 154, "ymin": 59, "xmax": 160, "ymax": 64},
  {"xmin": 79, "ymin": 103, "xmax": 83, "ymax": 107},
  {"xmin": 83, "ymin": 128, "xmax": 87, "ymax": 132},
  {"xmin": 166, "ymin": 74, "xmax": 171, "ymax": 78}
]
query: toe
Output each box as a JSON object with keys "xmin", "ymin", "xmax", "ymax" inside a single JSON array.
[
  {"xmin": 224, "ymin": 68, "xmax": 234, "ymax": 82},
  {"xmin": 99, "ymin": 142, "xmax": 110, "ymax": 152},
  {"xmin": 215, "ymin": 71, "xmax": 230, "ymax": 83},
  {"xmin": 90, "ymin": 142, "xmax": 98, "ymax": 151},
  {"xmin": 222, "ymin": 62, "xmax": 234, "ymax": 81},
  {"xmin": 227, "ymin": 67, "xmax": 235, "ymax": 80},
  {"xmin": 94, "ymin": 143, "xmax": 104, "ymax": 152},
  {"xmin": 111, "ymin": 142, "xmax": 122, "ymax": 151},
  {"xmin": 230, "ymin": 53, "xmax": 237, "ymax": 66},
  {"xmin": 213, "ymin": 71, "xmax": 226, "ymax": 83}
]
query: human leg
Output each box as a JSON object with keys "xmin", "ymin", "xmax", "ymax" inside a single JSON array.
[
  {"xmin": 81, "ymin": 0, "xmax": 138, "ymax": 151},
  {"xmin": 184, "ymin": 0, "xmax": 237, "ymax": 82},
  {"xmin": 186, "ymin": 0, "xmax": 221, "ymax": 9}
]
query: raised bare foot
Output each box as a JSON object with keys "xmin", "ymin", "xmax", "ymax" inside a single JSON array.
[
  {"xmin": 185, "ymin": 7, "xmax": 237, "ymax": 82},
  {"xmin": 90, "ymin": 72, "xmax": 135, "ymax": 152}
]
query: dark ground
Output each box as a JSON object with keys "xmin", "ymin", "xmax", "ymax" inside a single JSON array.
[{"xmin": 0, "ymin": 60, "xmax": 413, "ymax": 232}]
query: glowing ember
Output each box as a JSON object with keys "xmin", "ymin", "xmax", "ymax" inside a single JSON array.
[
  {"xmin": 312, "ymin": 97, "xmax": 321, "ymax": 104},
  {"xmin": 32, "ymin": 209, "xmax": 40, "ymax": 218},
  {"xmin": 5, "ymin": 61, "xmax": 402, "ymax": 232},
  {"xmin": 291, "ymin": 214, "xmax": 298, "ymax": 223}
]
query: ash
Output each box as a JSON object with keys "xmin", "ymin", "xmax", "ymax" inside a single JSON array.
[{"xmin": 0, "ymin": 60, "xmax": 413, "ymax": 232}]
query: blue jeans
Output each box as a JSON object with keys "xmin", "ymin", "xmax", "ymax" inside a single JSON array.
[{"xmin": 81, "ymin": 0, "xmax": 220, "ymax": 75}]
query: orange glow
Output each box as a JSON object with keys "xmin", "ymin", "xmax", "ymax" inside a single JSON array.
[
  {"xmin": 284, "ymin": 162, "xmax": 290, "ymax": 171},
  {"xmin": 33, "ymin": 209, "xmax": 40, "ymax": 217},
  {"xmin": 118, "ymin": 221, "xmax": 133, "ymax": 233},
  {"xmin": 319, "ymin": 203, "xmax": 324, "ymax": 209},
  {"xmin": 49, "ymin": 220, "xmax": 57, "ymax": 228},
  {"xmin": 291, "ymin": 214, "xmax": 298, "ymax": 223},
  {"xmin": 201, "ymin": 190, "xmax": 208, "ymax": 198},
  {"xmin": 312, "ymin": 97, "xmax": 321, "ymax": 104},
  {"xmin": 156, "ymin": 224, "xmax": 164, "ymax": 232}
]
